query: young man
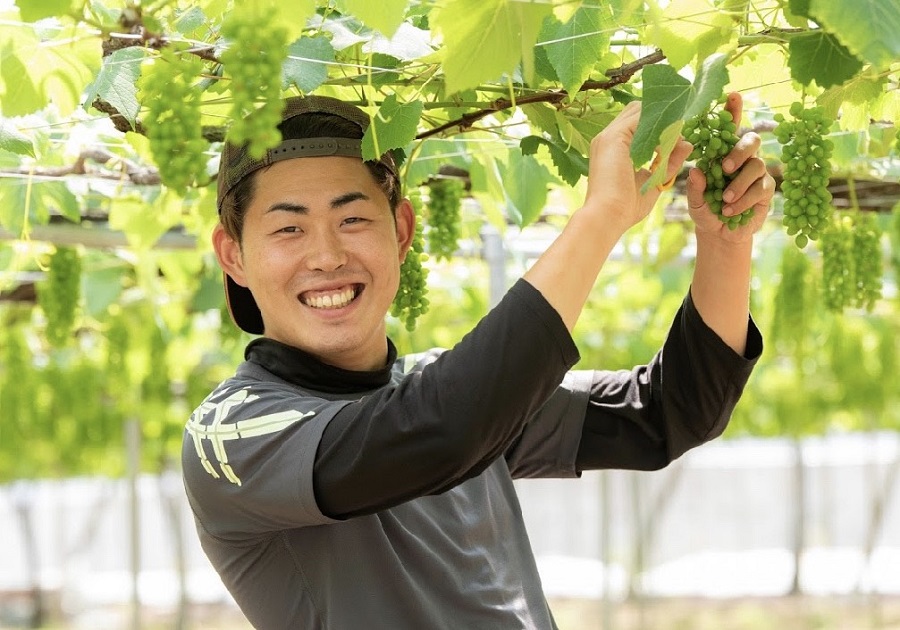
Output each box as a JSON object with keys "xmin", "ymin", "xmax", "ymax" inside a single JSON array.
[{"xmin": 183, "ymin": 94, "xmax": 773, "ymax": 629}]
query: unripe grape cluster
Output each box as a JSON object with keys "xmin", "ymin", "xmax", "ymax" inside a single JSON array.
[
  {"xmin": 684, "ymin": 97, "xmax": 754, "ymax": 230},
  {"xmin": 819, "ymin": 213, "xmax": 883, "ymax": 312},
  {"xmin": 850, "ymin": 212, "xmax": 883, "ymax": 311},
  {"xmin": 391, "ymin": 188, "xmax": 430, "ymax": 331},
  {"xmin": 772, "ymin": 245, "xmax": 813, "ymax": 348},
  {"xmin": 138, "ymin": 48, "xmax": 208, "ymax": 195},
  {"xmin": 774, "ymin": 102, "xmax": 834, "ymax": 249},
  {"xmin": 220, "ymin": 5, "xmax": 289, "ymax": 159},
  {"xmin": 38, "ymin": 246, "xmax": 81, "ymax": 348},
  {"xmin": 426, "ymin": 178, "xmax": 465, "ymax": 260}
]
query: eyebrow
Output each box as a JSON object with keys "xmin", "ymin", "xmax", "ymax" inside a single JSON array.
[{"xmin": 266, "ymin": 191, "xmax": 370, "ymax": 215}]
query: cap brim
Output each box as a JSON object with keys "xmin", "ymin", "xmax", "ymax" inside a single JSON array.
[{"xmin": 224, "ymin": 273, "xmax": 264, "ymax": 335}]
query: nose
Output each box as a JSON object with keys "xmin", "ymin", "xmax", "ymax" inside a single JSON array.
[{"xmin": 305, "ymin": 227, "xmax": 347, "ymax": 272}]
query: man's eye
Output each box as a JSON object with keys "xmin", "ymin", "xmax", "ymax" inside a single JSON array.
[
  {"xmin": 343, "ymin": 217, "xmax": 367, "ymax": 225},
  {"xmin": 278, "ymin": 226, "xmax": 300, "ymax": 233}
]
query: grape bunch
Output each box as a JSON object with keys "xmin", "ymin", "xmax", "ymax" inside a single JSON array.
[
  {"xmin": 772, "ymin": 245, "xmax": 813, "ymax": 348},
  {"xmin": 426, "ymin": 178, "xmax": 464, "ymax": 260},
  {"xmin": 774, "ymin": 102, "xmax": 834, "ymax": 249},
  {"xmin": 38, "ymin": 246, "xmax": 81, "ymax": 348},
  {"xmin": 851, "ymin": 211, "xmax": 883, "ymax": 311},
  {"xmin": 138, "ymin": 47, "xmax": 208, "ymax": 195},
  {"xmin": 391, "ymin": 188, "xmax": 430, "ymax": 331},
  {"xmin": 819, "ymin": 214, "xmax": 857, "ymax": 312},
  {"xmin": 220, "ymin": 5, "xmax": 289, "ymax": 159},
  {"xmin": 684, "ymin": 97, "xmax": 754, "ymax": 230}
]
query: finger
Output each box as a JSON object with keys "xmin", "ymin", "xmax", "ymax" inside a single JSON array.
[
  {"xmin": 685, "ymin": 167, "xmax": 708, "ymax": 210},
  {"xmin": 723, "ymin": 170, "xmax": 776, "ymax": 217},
  {"xmin": 722, "ymin": 131, "xmax": 762, "ymax": 176},
  {"xmin": 721, "ymin": 156, "xmax": 767, "ymax": 209},
  {"xmin": 723, "ymin": 92, "xmax": 743, "ymax": 129}
]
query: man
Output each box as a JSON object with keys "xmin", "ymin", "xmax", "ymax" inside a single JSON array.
[{"xmin": 183, "ymin": 93, "xmax": 773, "ymax": 629}]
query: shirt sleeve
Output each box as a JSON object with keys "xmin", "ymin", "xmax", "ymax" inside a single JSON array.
[
  {"xmin": 312, "ymin": 278, "xmax": 581, "ymax": 519},
  {"xmin": 574, "ymin": 288, "xmax": 763, "ymax": 472}
]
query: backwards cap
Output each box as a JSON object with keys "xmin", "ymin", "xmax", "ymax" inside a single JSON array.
[{"xmin": 216, "ymin": 95, "xmax": 399, "ymax": 335}]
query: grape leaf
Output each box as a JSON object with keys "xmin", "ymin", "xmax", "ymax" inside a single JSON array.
[
  {"xmin": 544, "ymin": 7, "xmax": 608, "ymax": 96},
  {"xmin": 15, "ymin": 0, "xmax": 72, "ymax": 22},
  {"xmin": 641, "ymin": 120, "xmax": 684, "ymax": 193},
  {"xmin": 809, "ymin": 0, "xmax": 900, "ymax": 71},
  {"xmin": 0, "ymin": 179, "xmax": 77, "ymax": 234},
  {"xmin": 282, "ymin": 36, "xmax": 335, "ymax": 93},
  {"xmin": 0, "ymin": 118, "xmax": 34, "ymax": 157},
  {"xmin": 364, "ymin": 22, "xmax": 434, "ymax": 62},
  {"xmin": 630, "ymin": 65, "xmax": 691, "ymax": 167},
  {"xmin": 435, "ymin": 0, "xmax": 552, "ymax": 95},
  {"xmin": 361, "ymin": 94, "xmax": 423, "ymax": 162},
  {"xmin": 787, "ymin": 31, "xmax": 864, "ymax": 88},
  {"xmin": 501, "ymin": 150, "xmax": 555, "ymax": 227},
  {"xmin": 81, "ymin": 47, "xmax": 144, "ymax": 125},
  {"xmin": 683, "ymin": 53, "xmax": 730, "ymax": 120},
  {"xmin": 0, "ymin": 42, "xmax": 45, "ymax": 116},
  {"xmin": 339, "ymin": 0, "xmax": 406, "ymax": 37},
  {"xmin": 646, "ymin": 0, "xmax": 735, "ymax": 70},
  {"xmin": 520, "ymin": 135, "xmax": 589, "ymax": 187}
]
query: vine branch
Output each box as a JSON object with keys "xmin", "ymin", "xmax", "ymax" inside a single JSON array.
[{"xmin": 414, "ymin": 50, "xmax": 667, "ymax": 141}]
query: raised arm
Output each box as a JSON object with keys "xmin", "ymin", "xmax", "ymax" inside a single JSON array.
[{"xmin": 686, "ymin": 92, "xmax": 775, "ymax": 355}]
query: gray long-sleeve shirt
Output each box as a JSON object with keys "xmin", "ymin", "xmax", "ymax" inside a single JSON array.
[{"xmin": 182, "ymin": 279, "xmax": 762, "ymax": 629}]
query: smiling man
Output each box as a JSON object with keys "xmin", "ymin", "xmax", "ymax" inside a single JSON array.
[{"xmin": 183, "ymin": 94, "xmax": 773, "ymax": 629}]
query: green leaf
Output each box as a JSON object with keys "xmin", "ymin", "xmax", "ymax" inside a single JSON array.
[
  {"xmin": 15, "ymin": 0, "xmax": 72, "ymax": 22},
  {"xmin": 646, "ymin": 0, "xmax": 735, "ymax": 70},
  {"xmin": 630, "ymin": 65, "xmax": 691, "ymax": 166},
  {"xmin": 282, "ymin": 36, "xmax": 335, "ymax": 93},
  {"xmin": 641, "ymin": 120, "xmax": 684, "ymax": 193},
  {"xmin": 361, "ymin": 94, "xmax": 423, "ymax": 162},
  {"xmin": 809, "ymin": 0, "xmax": 900, "ymax": 71},
  {"xmin": 520, "ymin": 135, "xmax": 588, "ymax": 186},
  {"xmin": 82, "ymin": 47, "xmax": 144, "ymax": 125},
  {"xmin": 818, "ymin": 76, "xmax": 886, "ymax": 130},
  {"xmin": 0, "ymin": 179, "xmax": 77, "ymax": 234},
  {"xmin": 544, "ymin": 7, "xmax": 608, "ymax": 95},
  {"xmin": 0, "ymin": 42, "xmax": 46, "ymax": 116},
  {"xmin": 684, "ymin": 53, "xmax": 730, "ymax": 120},
  {"xmin": 501, "ymin": 150, "xmax": 554, "ymax": 227},
  {"xmin": 339, "ymin": 0, "xmax": 407, "ymax": 37},
  {"xmin": 108, "ymin": 193, "xmax": 181, "ymax": 251},
  {"xmin": 0, "ymin": 118, "xmax": 34, "ymax": 157},
  {"xmin": 405, "ymin": 138, "xmax": 471, "ymax": 188},
  {"xmin": 787, "ymin": 31, "xmax": 864, "ymax": 88},
  {"xmin": 82, "ymin": 264, "xmax": 126, "ymax": 318},
  {"xmin": 365, "ymin": 23, "xmax": 434, "ymax": 62},
  {"xmin": 788, "ymin": 0, "xmax": 812, "ymax": 19},
  {"xmin": 435, "ymin": 0, "xmax": 552, "ymax": 95}
]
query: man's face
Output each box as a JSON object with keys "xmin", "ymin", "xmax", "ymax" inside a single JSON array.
[{"xmin": 214, "ymin": 156, "xmax": 414, "ymax": 371}]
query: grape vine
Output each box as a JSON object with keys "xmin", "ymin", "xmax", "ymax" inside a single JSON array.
[
  {"xmin": 37, "ymin": 246, "xmax": 82, "ymax": 348},
  {"xmin": 819, "ymin": 212, "xmax": 883, "ymax": 313},
  {"xmin": 220, "ymin": 4, "xmax": 289, "ymax": 158},
  {"xmin": 426, "ymin": 178, "xmax": 465, "ymax": 261},
  {"xmin": 683, "ymin": 97, "xmax": 754, "ymax": 230},
  {"xmin": 391, "ymin": 188, "xmax": 430, "ymax": 331},
  {"xmin": 138, "ymin": 47, "xmax": 209, "ymax": 195},
  {"xmin": 774, "ymin": 102, "xmax": 835, "ymax": 249}
]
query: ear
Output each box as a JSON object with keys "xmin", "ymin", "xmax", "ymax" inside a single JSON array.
[
  {"xmin": 394, "ymin": 198, "xmax": 416, "ymax": 262},
  {"xmin": 212, "ymin": 223, "xmax": 248, "ymax": 287}
]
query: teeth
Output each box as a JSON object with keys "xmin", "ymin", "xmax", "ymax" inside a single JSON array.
[{"xmin": 303, "ymin": 287, "xmax": 356, "ymax": 310}]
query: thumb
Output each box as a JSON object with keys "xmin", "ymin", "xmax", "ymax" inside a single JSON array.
[{"xmin": 685, "ymin": 167, "xmax": 708, "ymax": 210}]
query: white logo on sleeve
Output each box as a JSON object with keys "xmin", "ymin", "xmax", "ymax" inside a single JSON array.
[{"xmin": 186, "ymin": 388, "xmax": 314, "ymax": 486}]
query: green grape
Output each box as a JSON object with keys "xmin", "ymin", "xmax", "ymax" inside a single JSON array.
[
  {"xmin": 771, "ymin": 245, "xmax": 813, "ymax": 348},
  {"xmin": 138, "ymin": 47, "xmax": 209, "ymax": 195},
  {"xmin": 426, "ymin": 178, "xmax": 464, "ymax": 261},
  {"xmin": 774, "ymin": 102, "xmax": 834, "ymax": 249},
  {"xmin": 391, "ymin": 188, "xmax": 430, "ymax": 331},
  {"xmin": 684, "ymin": 97, "xmax": 753, "ymax": 231},
  {"xmin": 819, "ymin": 214, "xmax": 855, "ymax": 312},
  {"xmin": 851, "ymin": 212, "xmax": 883, "ymax": 311},
  {"xmin": 38, "ymin": 246, "xmax": 81, "ymax": 348},
  {"xmin": 220, "ymin": 4, "xmax": 289, "ymax": 159}
]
